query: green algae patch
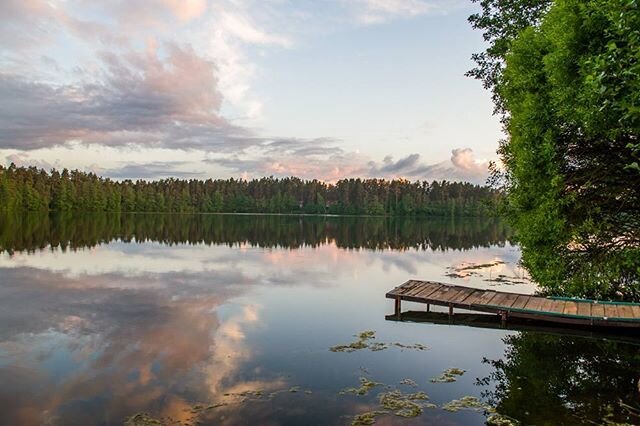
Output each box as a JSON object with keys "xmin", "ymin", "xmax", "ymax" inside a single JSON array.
[
  {"xmin": 442, "ymin": 395, "xmax": 489, "ymax": 412},
  {"xmin": 369, "ymin": 342, "xmax": 389, "ymax": 352},
  {"xmin": 330, "ymin": 331, "xmax": 427, "ymax": 353},
  {"xmin": 341, "ymin": 377, "xmax": 382, "ymax": 396},
  {"xmin": 486, "ymin": 413, "xmax": 521, "ymax": 426},
  {"xmin": 378, "ymin": 390, "xmax": 435, "ymax": 418},
  {"xmin": 393, "ymin": 343, "xmax": 428, "ymax": 351},
  {"xmin": 330, "ymin": 331, "xmax": 376, "ymax": 352},
  {"xmin": 124, "ymin": 413, "xmax": 163, "ymax": 426},
  {"xmin": 430, "ymin": 367, "xmax": 466, "ymax": 383},
  {"xmin": 358, "ymin": 331, "xmax": 376, "ymax": 340},
  {"xmin": 351, "ymin": 410, "xmax": 389, "ymax": 426},
  {"xmin": 399, "ymin": 378, "xmax": 418, "ymax": 387}
]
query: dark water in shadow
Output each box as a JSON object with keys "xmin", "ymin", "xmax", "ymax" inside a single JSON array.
[{"xmin": 0, "ymin": 213, "xmax": 638, "ymax": 425}]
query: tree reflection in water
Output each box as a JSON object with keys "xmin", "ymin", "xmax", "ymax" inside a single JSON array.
[
  {"xmin": 0, "ymin": 212, "xmax": 511, "ymax": 254},
  {"xmin": 479, "ymin": 331, "xmax": 640, "ymax": 425}
]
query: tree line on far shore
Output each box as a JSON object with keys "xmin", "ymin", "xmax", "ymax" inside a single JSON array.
[{"xmin": 0, "ymin": 164, "xmax": 500, "ymax": 216}]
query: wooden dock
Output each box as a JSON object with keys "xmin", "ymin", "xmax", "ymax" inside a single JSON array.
[{"xmin": 386, "ymin": 280, "xmax": 640, "ymax": 329}]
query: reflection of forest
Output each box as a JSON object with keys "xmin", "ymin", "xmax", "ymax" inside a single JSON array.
[
  {"xmin": 480, "ymin": 332, "xmax": 640, "ymax": 425},
  {"xmin": 0, "ymin": 212, "xmax": 511, "ymax": 254}
]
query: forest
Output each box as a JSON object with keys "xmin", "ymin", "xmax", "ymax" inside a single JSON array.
[{"xmin": 0, "ymin": 164, "xmax": 499, "ymax": 216}]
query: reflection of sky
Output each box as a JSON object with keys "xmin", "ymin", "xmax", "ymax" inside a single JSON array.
[{"xmin": 0, "ymin": 240, "xmax": 528, "ymax": 425}]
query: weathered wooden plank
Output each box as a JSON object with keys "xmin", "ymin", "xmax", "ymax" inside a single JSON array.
[
  {"xmin": 425, "ymin": 285, "xmax": 460, "ymax": 302},
  {"xmin": 448, "ymin": 287, "xmax": 479, "ymax": 304},
  {"xmin": 490, "ymin": 292, "xmax": 519, "ymax": 308},
  {"xmin": 577, "ymin": 302, "xmax": 591, "ymax": 317},
  {"xmin": 631, "ymin": 305, "xmax": 640, "ymax": 319},
  {"xmin": 399, "ymin": 281, "xmax": 424, "ymax": 296},
  {"xmin": 440, "ymin": 287, "xmax": 472, "ymax": 303},
  {"xmin": 617, "ymin": 305, "xmax": 635, "ymax": 319},
  {"xmin": 459, "ymin": 290, "xmax": 486, "ymax": 306},
  {"xmin": 523, "ymin": 297, "xmax": 546, "ymax": 312},
  {"xmin": 543, "ymin": 299, "xmax": 566, "ymax": 314},
  {"xmin": 471, "ymin": 290, "xmax": 499, "ymax": 306},
  {"xmin": 405, "ymin": 282, "xmax": 433, "ymax": 297},
  {"xmin": 510, "ymin": 295, "xmax": 531, "ymax": 310},
  {"xmin": 591, "ymin": 303, "xmax": 605, "ymax": 318},
  {"xmin": 604, "ymin": 304, "xmax": 619, "ymax": 319},
  {"xmin": 388, "ymin": 281, "xmax": 415, "ymax": 296},
  {"xmin": 414, "ymin": 283, "xmax": 443, "ymax": 299},
  {"xmin": 563, "ymin": 301, "xmax": 579, "ymax": 316},
  {"xmin": 539, "ymin": 298, "xmax": 556, "ymax": 313}
]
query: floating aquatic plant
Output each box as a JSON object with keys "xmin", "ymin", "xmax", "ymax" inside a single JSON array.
[
  {"xmin": 369, "ymin": 342, "xmax": 389, "ymax": 351},
  {"xmin": 329, "ymin": 331, "xmax": 375, "ymax": 352},
  {"xmin": 393, "ymin": 342, "xmax": 428, "ymax": 351},
  {"xmin": 330, "ymin": 331, "xmax": 427, "ymax": 353},
  {"xmin": 351, "ymin": 410, "xmax": 389, "ymax": 426},
  {"xmin": 486, "ymin": 412, "xmax": 521, "ymax": 426},
  {"xmin": 378, "ymin": 390, "xmax": 435, "ymax": 418},
  {"xmin": 430, "ymin": 367, "xmax": 466, "ymax": 383},
  {"xmin": 123, "ymin": 412, "xmax": 163, "ymax": 426},
  {"xmin": 442, "ymin": 395, "xmax": 489, "ymax": 412},
  {"xmin": 341, "ymin": 377, "xmax": 382, "ymax": 396},
  {"xmin": 399, "ymin": 378, "xmax": 418, "ymax": 387}
]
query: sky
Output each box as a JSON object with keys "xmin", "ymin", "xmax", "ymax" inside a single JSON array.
[{"xmin": 0, "ymin": 0, "xmax": 502, "ymax": 183}]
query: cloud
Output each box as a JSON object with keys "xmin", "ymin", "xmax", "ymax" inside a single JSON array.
[
  {"xmin": 103, "ymin": 162, "xmax": 206, "ymax": 180},
  {"xmin": 219, "ymin": 11, "xmax": 292, "ymax": 47},
  {"xmin": 0, "ymin": 43, "xmax": 236, "ymax": 150},
  {"xmin": 205, "ymin": 144, "xmax": 488, "ymax": 183},
  {"xmin": 350, "ymin": 0, "xmax": 464, "ymax": 24},
  {"xmin": 450, "ymin": 148, "xmax": 489, "ymax": 179}
]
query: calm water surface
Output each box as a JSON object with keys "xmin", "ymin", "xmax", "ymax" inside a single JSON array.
[{"xmin": 0, "ymin": 214, "xmax": 639, "ymax": 425}]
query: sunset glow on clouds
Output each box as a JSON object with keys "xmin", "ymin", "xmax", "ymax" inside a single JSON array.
[{"xmin": 0, "ymin": 0, "xmax": 501, "ymax": 182}]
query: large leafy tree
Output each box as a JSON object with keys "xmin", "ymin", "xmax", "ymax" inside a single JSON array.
[{"xmin": 470, "ymin": 0, "xmax": 640, "ymax": 299}]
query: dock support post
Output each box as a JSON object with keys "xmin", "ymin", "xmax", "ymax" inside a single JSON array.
[
  {"xmin": 500, "ymin": 311, "xmax": 508, "ymax": 327},
  {"xmin": 448, "ymin": 303, "xmax": 453, "ymax": 322},
  {"xmin": 395, "ymin": 296, "xmax": 401, "ymax": 319},
  {"xmin": 426, "ymin": 304, "xmax": 430, "ymax": 313}
]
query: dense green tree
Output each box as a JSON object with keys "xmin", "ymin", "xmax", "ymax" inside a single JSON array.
[
  {"xmin": 470, "ymin": 0, "xmax": 640, "ymax": 299},
  {"xmin": 0, "ymin": 164, "xmax": 500, "ymax": 217}
]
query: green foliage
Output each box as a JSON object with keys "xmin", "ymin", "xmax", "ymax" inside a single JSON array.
[
  {"xmin": 471, "ymin": 0, "xmax": 640, "ymax": 299},
  {"xmin": 480, "ymin": 332, "xmax": 640, "ymax": 424},
  {"xmin": 0, "ymin": 165, "xmax": 500, "ymax": 217}
]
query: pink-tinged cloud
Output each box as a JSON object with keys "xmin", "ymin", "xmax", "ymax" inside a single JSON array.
[
  {"xmin": 450, "ymin": 148, "xmax": 490, "ymax": 179},
  {"xmin": 0, "ymin": 43, "xmax": 234, "ymax": 150}
]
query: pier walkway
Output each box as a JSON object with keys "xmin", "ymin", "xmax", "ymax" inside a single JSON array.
[{"xmin": 386, "ymin": 280, "xmax": 640, "ymax": 329}]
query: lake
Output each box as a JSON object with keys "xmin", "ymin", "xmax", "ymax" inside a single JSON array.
[{"xmin": 0, "ymin": 213, "xmax": 639, "ymax": 425}]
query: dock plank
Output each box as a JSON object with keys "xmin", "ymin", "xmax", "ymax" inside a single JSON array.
[
  {"xmin": 523, "ymin": 297, "xmax": 546, "ymax": 312},
  {"xmin": 414, "ymin": 283, "xmax": 443, "ymax": 299},
  {"xmin": 591, "ymin": 303, "xmax": 605, "ymax": 318},
  {"xmin": 617, "ymin": 305, "xmax": 635, "ymax": 320},
  {"xmin": 471, "ymin": 291, "xmax": 499, "ymax": 306},
  {"xmin": 564, "ymin": 301, "xmax": 579, "ymax": 316},
  {"xmin": 405, "ymin": 282, "xmax": 433, "ymax": 297},
  {"xmin": 545, "ymin": 300, "xmax": 566, "ymax": 314},
  {"xmin": 448, "ymin": 287, "xmax": 478, "ymax": 304},
  {"xmin": 510, "ymin": 295, "xmax": 531, "ymax": 310},
  {"xmin": 459, "ymin": 290, "xmax": 486, "ymax": 306},
  {"xmin": 577, "ymin": 302, "xmax": 592, "ymax": 317},
  {"xmin": 604, "ymin": 304, "xmax": 619, "ymax": 319},
  {"xmin": 490, "ymin": 293, "xmax": 519, "ymax": 308}
]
